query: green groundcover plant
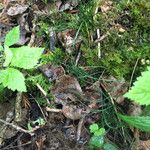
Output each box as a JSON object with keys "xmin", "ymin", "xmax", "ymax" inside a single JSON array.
[
  {"xmin": 0, "ymin": 26, "xmax": 44, "ymax": 92},
  {"xmin": 119, "ymin": 67, "xmax": 150, "ymax": 132},
  {"xmin": 89, "ymin": 123, "xmax": 117, "ymax": 150}
]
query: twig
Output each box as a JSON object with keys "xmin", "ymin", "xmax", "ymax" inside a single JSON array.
[
  {"xmin": 75, "ymin": 50, "xmax": 81, "ymax": 66},
  {"xmin": 46, "ymin": 107, "xmax": 62, "ymax": 113},
  {"xmin": 129, "ymin": 58, "xmax": 139, "ymax": 88},
  {"xmin": 36, "ymin": 83, "xmax": 50, "ymax": 105},
  {"xmin": 94, "ymin": 32, "xmax": 109, "ymax": 43},
  {"xmin": 76, "ymin": 117, "xmax": 84, "ymax": 141},
  {"xmin": 15, "ymin": 92, "xmax": 22, "ymax": 122},
  {"xmin": 94, "ymin": 3, "xmax": 101, "ymax": 58},
  {"xmin": 0, "ymin": 119, "xmax": 33, "ymax": 136},
  {"xmin": 0, "ymin": 111, "xmax": 14, "ymax": 145}
]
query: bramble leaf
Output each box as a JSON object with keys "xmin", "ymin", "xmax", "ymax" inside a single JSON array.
[
  {"xmin": 3, "ymin": 45, "xmax": 13, "ymax": 67},
  {"xmin": 0, "ymin": 68, "xmax": 26, "ymax": 92},
  {"xmin": 4, "ymin": 26, "xmax": 20, "ymax": 46},
  {"xmin": 124, "ymin": 67, "xmax": 150, "ymax": 105},
  {"xmin": 118, "ymin": 114, "xmax": 150, "ymax": 132},
  {"xmin": 10, "ymin": 46, "xmax": 44, "ymax": 69}
]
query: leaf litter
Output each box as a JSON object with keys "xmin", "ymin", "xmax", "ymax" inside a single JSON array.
[{"xmin": 0, "ymin": 0, "xmax": 150, "ymax": 149}]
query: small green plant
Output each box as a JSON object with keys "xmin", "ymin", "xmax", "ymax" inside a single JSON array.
[
  {"xmin": 0, "ymin": 26, "xmax": 44, "ymax": 92},
  {"xmin": 89, "ymin": 123, "xmax": 106, "ymax": 148},
  {"xmin": 89, "ymin": 123, "xmax": 117, "ymax": 150},
  {"xmin": 119, "ymin": 67, "xmax": 150, "ymax": 132}
]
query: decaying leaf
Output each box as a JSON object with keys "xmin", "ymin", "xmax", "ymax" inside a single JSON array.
[
  {"xmin": 39, "ymin": 64, "xmax": 65, "ymax": 82},
  {"xmin": 52, "ymin": 74, "xmax": 82, "ymax": 94},
  {"xmin": 100, "ymin": 0, "xmax": 113, "ymax": 13},
  {"xmin": 137, "ymin": 140, "xmax": 150, "ymax": 150},
  {"xmin": 57, "ymin": 29, "xmax": 82, "ymax": 54},
  {"xmin": 59, "ymin": 0, "xmax": 78, "ymax": 11},
  {"xmin": 7, "ymin": 4, "xmax": 28, "ymax": 16},
  {"xmin": 102, "ymin": 76, "xmax": 128, "ymax": 104}
]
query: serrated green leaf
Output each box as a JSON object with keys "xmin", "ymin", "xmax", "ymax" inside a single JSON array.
[
  {"xmin": 94, "ymin": 128, "xmax": 106, "ymax": 136},
  {"xmin": 90, "ymin": 123, "xmax": 99, "ymax": 133},
  {"xmin": 90, "ymin": 136, "xmax": 104, "ymax": 147},
  {"xmin": 0, "ymin": 68, "xmax": 26, "ymax": 92},
  {"xmin": 4, "ymin": 26, "xmax": 20, "ymax": 46},
  {"xmin": 3, "ymin": 45, "xmax": 13, "ymax": 67},
  {"xmin": 118, "ymin": 114, "xmax": 150, "ymax": 132},
  {"xmin": 10, "ymin": 46, "xmax": 44, "ymax": 69},
  {"xmin": 0, "ymin": 45, "xmax": 3, "ymax": 51},
  {"xmin": 124, "ymin": 67, "xmax": 150, "ymax": 105}
]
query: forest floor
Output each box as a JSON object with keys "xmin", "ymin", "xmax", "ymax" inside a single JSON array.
[{"xmin": 0, "ymin": 0, "xmax": 150, "ymax": 150}]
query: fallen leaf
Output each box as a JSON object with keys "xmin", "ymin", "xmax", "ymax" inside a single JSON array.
[
  {"xmin": 102, "ymin": 76, "xmax": 128, "ymax": 104},
  {"xmin": 7, "ymin": 4, "xmax": 28, "ymax": 16},
  {"xmin": 57, "ymin": 29, "xmax": 82, "ymax": 54},
  {"xmin": 100, "ymin": 0, "xmax": 113, "ymax": 13},
  {"xmin": 39, "ymin": 64, "xmax": 65, "ymax": 82}
]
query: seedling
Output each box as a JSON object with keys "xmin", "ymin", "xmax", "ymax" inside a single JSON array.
[
  {"xmin": 0, "ymin": 26, "xmax": 44, "ymax": 92},
  {"xmin": 89, "ymin": 123, "xmax": 106, "ymax": 148}
]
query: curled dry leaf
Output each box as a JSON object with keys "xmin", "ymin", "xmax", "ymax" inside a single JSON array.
[
  {"xmin": 51, "ymin": 74, "xmax": 82, "ymax": 94},
  {"xmin": 62, "ymin": 105, "xmax": 83, "ymax": 120},
  {"xmin": 51, "ymin": 74, "xmax": 92, "ymax": 120},
  {"xmin": 7, "ymin": 4, "xmax": 28, "ymax": 16}
]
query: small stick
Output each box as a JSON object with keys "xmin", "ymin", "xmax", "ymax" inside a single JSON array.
[
  {"xmin": 0, "ymin": 119, "xmax": 33, "ymax": 136},
  {"xmin": 75, "ymin": 50, "xmax": 81, "ymax": 66},
  {"xmin": 94, "ymin": 32, "xmax": 109, "ymax": 43},
  {"xmin": 15, "ymin": 92, "xmax": 22, "ymax": 122},
  {"xmin": 94, "ymin": 3, "xmax": 101, "ymax": 58},
  {"xmin": 46, "ymin": 107, "xmax": 62, "ymax": 113},
  {"xmin": 76, "ymin": 117, "xmax": 84, "ymax": 141},
  {"xmin": 36, "ymin": 83, "xmax": 50, "ymax": 105},
  {"xmin": 129, "ymin": 58, "xmax": 139, "ymax": 88}
]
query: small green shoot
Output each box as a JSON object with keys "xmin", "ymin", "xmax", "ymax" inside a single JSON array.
[{"xmin": 89, "ymin": 123, "xmax": 106, "ymax": 148}]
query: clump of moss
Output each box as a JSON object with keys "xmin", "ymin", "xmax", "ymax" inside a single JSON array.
[{"xmin": 80, "ymin": 0, "xmax": 150, "ymax": 78}]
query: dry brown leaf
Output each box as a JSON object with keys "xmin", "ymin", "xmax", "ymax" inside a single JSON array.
[
  {"xmin": 52, "ymin": 75, "xmax": 82, "ymax": 94},
  {"xmin": 7, "ymin": 4, "xmax": 28, "ymax": 16},
  {"xmin": 100, "ymin": 0, "xmax": 113, "ymax": 13},
  {"xmin": 39, "ymin": 64, "xmax": 65, "ymax": 82},
  {"xmin": 137, "ymin": 140, "xmax": 150, "ymax": 150},
  {"xmin": 57, "ymin": 29, "xmax": 81, "ymax": 54},
  {"xmin": 102, "ymin": 76, "xmax": 128, "ymax": 104}
]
